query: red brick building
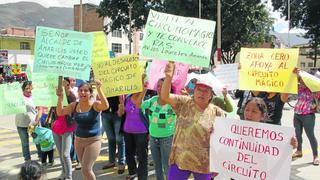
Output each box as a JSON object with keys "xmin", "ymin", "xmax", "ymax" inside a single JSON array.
[{"xmin": 74, "ymin": 3, "xmax": 103, "ymax": 32}]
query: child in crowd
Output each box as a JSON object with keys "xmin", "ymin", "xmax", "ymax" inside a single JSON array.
[{"xmin": 31, "ymin": 126, "xmax": 55, "ymax": 166}]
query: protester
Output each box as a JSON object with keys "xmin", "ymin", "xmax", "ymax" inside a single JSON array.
[
  {"xmin": 161, "ymin": 62, "xmax": 224, "ymax": 180},
  {"xmin": 69, "ymin": 77, "xmax": 78, "ymax": 100},
  {"xmin": 101, "ymin": 96, "xmax": 125, "ymax": 174},
  {"xmin": 234, "ymin": 90, "xmax": 266, "ymax": 120},
  {"xmin": 292, "ymin": 71, "xmax": 320, "ymax": 165},
  {"xmin": 20, "ymin": 160, "xmax": 43, "ymax": 180},
  {"xmin": 64, "ymin": 78, "xmax": 80, "ymax": 170},
  {"xmin": 141, "ymin": 77, "xmax": 176, "ymax": 180},
  {"xmin": 52, "ymin": 78, "xmax": 77, "ymax": 180},
  {"xmin": 56, "ymin": 81, "xmax": 108, "ymax": 180},
  {"xmin": 31, "ymin": 126, "xmax": 55, "ymax": 167},
  {"xmin": 119, "ymin": 74, "xmax": 149, "ymax": 180},
  {"xmin": 15, "ymin": 81, "xmax": 41, "ymax": 162}
]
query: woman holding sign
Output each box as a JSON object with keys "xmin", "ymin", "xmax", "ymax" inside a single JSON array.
[
  {"xmin": 16, "ymin": 81, "xmax": 42, "ymax": 162},
  {"xmin": 161, "ymin": 62, "xmax": 224, "ymax": 180},
  {"xmin": 56, "ymin": 81, "xmax": 108, "ymax": 180},
  {"xmin": 141, "ymin": 77, "xmax": 176, "ymax": 180},
  {"xmin": 292, "ymin": 72, "xmax": 320, "ymax": 165}
]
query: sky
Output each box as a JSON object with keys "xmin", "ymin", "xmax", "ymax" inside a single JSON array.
[{"xmin": 0, "ymin": 0, "xmax": 306, "ymax": 34}]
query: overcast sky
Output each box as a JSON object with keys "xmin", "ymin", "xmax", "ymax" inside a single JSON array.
[{"xmin": 0, "ymin": 0, "xmax": 306, "ymax": 34}]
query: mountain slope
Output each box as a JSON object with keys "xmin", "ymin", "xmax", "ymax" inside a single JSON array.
[{"xmin": 0, "ymin": 1, "xmax": 73, "ymax": 30}]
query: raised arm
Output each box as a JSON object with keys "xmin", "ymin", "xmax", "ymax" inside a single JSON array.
[
  {"xmin": 135, "ymin": 73, "xmax": 148, "ymax": 109},
  {"xmin": 160, "ymin": 61, "xmax": 177, "ymax": 109},
  {"xmin": 56, "ymin": 88, "xmax": 75, "ymax": 116},
  {"xmin": 94, "ymin": 80, "xmax": 109, "ymax": 111}
]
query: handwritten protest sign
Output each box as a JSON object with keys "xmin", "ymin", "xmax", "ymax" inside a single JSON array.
[
  {"xmin": 210, "ymin": 118, "xmax": 294, "ymax": 180},
  {"xmin": 239, "ymin": 48, "xmax": 299, "ymax": 93},
  {"xmin": 92, "ymin": 55, "xmax": 143, "ymax": 97},
  {"xmin": 33, "ymin": 26, "xmax": 93, "ymax": 80},
  {"xmin": 141, "ymin": 10, "xmax": 216, "ymax": 67},
  {"xmin": 92, "ymin": 31, "xmax": 109, "ymax": 62},
  {"xmin": 32, "ymin": 74, "xmax": 68, "ymax": 107},
  {"xmin": 0, "ymin": 82, "xmax": 26, "ymax": 116},
  {"xmin": 147, "ymin": 60, "xmax": 189, "ymax": 94},
  {"xmin": 213, "ymin": 63, "xmax": 239, "ymax": 90},
  {"xmin": 299, "ymin": 71, "xmax": 320, "ymax": 92}
]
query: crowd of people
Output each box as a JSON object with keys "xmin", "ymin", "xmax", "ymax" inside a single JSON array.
[{"xmin": 13, "ymin": 64, "xmax": 320, "ymax": 180}]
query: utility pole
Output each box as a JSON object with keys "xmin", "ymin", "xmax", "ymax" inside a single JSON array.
[
  {"xmin": 199, "ymin": 0, "xmax": 201, "ymax": 18},
  {"xmin": 128, "ymin": 0, "xmax": 134, "ymax": 54},
  {"xmin": 217, "ymin": 0, "xmax": 221, "ymax": 63},
  {"xmin": 287, "ymin": 0, "xmax": 290, "ymax": 47}
]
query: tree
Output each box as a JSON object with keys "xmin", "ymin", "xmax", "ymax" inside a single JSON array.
[
  {"xmin": 96, "ymin": 0, "xmax": 164, "ymax": 34},
  {"xmin": 271, "ymin": 0, "xmax": 320, "ymax": 67},
  {"xmin": 97, "ymin": 0, "xmax": 273, "ymax": 64},
  {"xmin": 164, "ymin": 0, "xmax": 273, "ymax": 64}
]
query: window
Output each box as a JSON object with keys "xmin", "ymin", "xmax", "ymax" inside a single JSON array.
[
  {"xmin": 20, "ymin": 42, "xmax": 30, "ymax": 50},
  {"xmin": 308, "ymin": 62, "xmax": 313, "ymax": 67},
  {"xmin": 300, "ymin": 62, "xmax": 305, "ymax": 68},
  {"xmin": 112, "ymin": 43, "xmax": 122, "ymax": 53},
  {"xmin": 112, "ymin": 30, "xmax": 122, "ymax": 38},
  {"xmin": 125, "ymin": 44, "xmax": 129, "ymax": 50},
  {"xmin": 139, "ymin": 33, "xmax": 144, "ymax": 40}
]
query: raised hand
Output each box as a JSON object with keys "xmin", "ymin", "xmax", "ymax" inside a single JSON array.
[{"xmin": 165, "ymin": 61, "xmax": 175, "ymax": 79}]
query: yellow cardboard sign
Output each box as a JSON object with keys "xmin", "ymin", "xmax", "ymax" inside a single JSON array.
[
  {"xmin": 239, "ymin": 48, "xmax": 299, "ymax": 93},
  {"xmin": 93, "ymin": 54, "xmax": 143, "ymax": 97},
  {"xmin": 299, "ymin": 71, "xmax": 320, "ymax": 92},
  {"xmin": 92, "ymin": 31, "xmax": 109, "ymax": 62}
]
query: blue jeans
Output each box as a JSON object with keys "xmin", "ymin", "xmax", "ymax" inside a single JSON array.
[
  {"xmin": 70, "ymin": 132, "xmax": 78, "ymax": 162},
  {"xmin": 53, "ymin": 132, "xmax": 73, "ymax": 179},
  {"xmin": 101, "ymin": 112, "xmax": 125, "ymax": 165},
  {"xmin": 17, "ymin": 126, "xmax": 41, "ymax": 161},
  {"xmin": 150, "ymin": 136, "xmax": 173, "ymax": 180}
]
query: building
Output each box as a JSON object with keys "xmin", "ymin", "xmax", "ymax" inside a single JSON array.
[
  {"xmin": 104, "ymin": 17, "xmax": 144, "ymax": 56},
  {"xmin": 0, "ymin": 27, "xmax": 35, "ymax": 53},
  {"xmin": 74, "ymin": 3, "xmax": 104, "ymax": 32},
  {"xmin": 74, "ymin": 3, "xmax": 143, "ymax": 56},
  {"xmin": 293, "ymin": 44, "xmax": 320, "ymax": 72}
]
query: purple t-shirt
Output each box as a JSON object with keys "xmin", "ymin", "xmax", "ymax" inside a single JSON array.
[{"xmin": 123, "ymin": 97, "xmax": 147, "ymax": 134}]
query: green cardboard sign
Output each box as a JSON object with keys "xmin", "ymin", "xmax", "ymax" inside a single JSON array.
[
  {"xmin": 141, "ymin": 10, "xmax": 216, "ymax": 67},
  {"xmin": 0, "ymin": 82, "xmax": 26, "ymax": 116},
  {"xmin": 33, "ymin": 26, "xmax": 93, "ymax": 80},
  {"xmin": 32, "ymin": 73, "xmax": 68, "ymax": 107}
]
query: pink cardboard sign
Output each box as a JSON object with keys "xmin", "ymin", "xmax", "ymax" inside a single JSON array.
[{"xmin": 147, "ymin": 60, "xmax": 189, "ymax": 94}]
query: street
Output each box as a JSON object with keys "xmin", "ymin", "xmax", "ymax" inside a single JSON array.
[{"xmin": 0, "ymin": 102, "xmax": 319, "ymax": 180}]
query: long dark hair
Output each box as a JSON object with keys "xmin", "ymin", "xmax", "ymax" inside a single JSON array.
[
  {"xmin": 20, "ymin": 160, "xmax": 42, "ymax": 180},
  {"xmin": 78, "ymin": 82, "xmax": 93, "ymax": 94}
]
